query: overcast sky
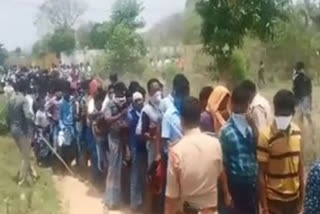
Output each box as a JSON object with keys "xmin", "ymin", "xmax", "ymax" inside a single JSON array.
[{"xmin": 0, "ymin": 0, "xmax": 186, "ymax": 50}]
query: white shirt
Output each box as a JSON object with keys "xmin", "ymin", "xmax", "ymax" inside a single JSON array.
[{"xmin": 250, "ymin": 93, "xmax": 272, "ymax": 130}]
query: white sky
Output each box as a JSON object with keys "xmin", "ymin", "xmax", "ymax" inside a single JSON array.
[{"xmin": 0, "ymin": 0, "xmax": 186, "ymax": 50}]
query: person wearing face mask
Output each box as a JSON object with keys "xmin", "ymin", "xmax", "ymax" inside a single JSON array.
[
  {"xmin": 219, "ymin": 84, "xmax": 259, "ymax": 214},
  {"xmin": 104, "ymin": 82, "xmax": 129, "ymax": 210},
  {"xmin": 135, "ymin": 78, "xmax": 163, "ymax": 213},
  {"xmin": 127, "ymin": 90, "xmax": 147, "ymax": 212},
  {"xmin": 258, "ymin": 90, "xmax": 304, "ymax": 214}
]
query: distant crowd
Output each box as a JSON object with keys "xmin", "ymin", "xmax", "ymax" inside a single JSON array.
[{"xmin": 3, "ymin": 61, "xmax": 319, "ymax": 214}]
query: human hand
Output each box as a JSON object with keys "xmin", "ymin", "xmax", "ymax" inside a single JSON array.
[{"xmin": 224, "ymin": 193, "xmax": 233, "ymax": 208}]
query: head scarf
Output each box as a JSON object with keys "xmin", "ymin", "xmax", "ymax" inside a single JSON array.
[{"xmin": 206, "ymin": 85, "xmax": 231, "ymax": 133}]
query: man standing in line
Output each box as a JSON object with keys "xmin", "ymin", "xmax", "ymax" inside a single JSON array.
[
  {"xmin": 258, "ymin": 90, "xmax": 304, "ymax": 214},
  {"xmin": 219, "ymin": 84, "xmax": 259, "ymax": 214},
  {"xmin": 165, "ymin": 97, "xmax": 231, "ymax": 214},
  {"xmin": 7, "ymin": 79, "xmax": 38, "ymax": 185}
]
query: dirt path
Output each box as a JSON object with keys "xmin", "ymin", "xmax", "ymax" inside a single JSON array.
[{"xmin": 53, "ymin": 175, "xmax": 129, "ymax": 214}]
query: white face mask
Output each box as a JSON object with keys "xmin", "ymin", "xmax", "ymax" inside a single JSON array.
[
  {"xmin": 275, "ymin": 116, "xmax": 293, "ymax": 131},
  {"xmin": 151, "ymin": 91, "xmax": 162, "ymax": 106},
  {"xmin": 114, "ymin": 96, "xmax": 126, "ymax": 106}
]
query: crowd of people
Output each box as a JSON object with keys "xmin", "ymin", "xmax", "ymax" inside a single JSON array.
[{"xmin": 3, "ymin": 61, "xmax": 319, "ymax": 214}]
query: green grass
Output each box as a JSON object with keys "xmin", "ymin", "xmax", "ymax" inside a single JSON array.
[{"xmin": 0, "ymin": 136, "xmax": 64, "ymax": 214}]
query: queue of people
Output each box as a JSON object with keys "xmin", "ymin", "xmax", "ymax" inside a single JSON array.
[{"xmin": 4, "ymin": 61, "xmax": 318, "ymax": 214}]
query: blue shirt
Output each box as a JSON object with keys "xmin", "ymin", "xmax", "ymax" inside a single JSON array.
[
  {"xmin": 305, "ymin": 160, "xmax": 320, "ymax": 214},
  {"xmin": 219, "ymin": 114, "xmax": 258, "ymax": 184},
  {"xmin": 59, "ymin": 98, "xmax": 74, "ymax": 128},
  {"xmin": 128, "ymin": 108, "xmax": 147, "ymax": 154},
  {"xmin": 161, "ymin": 104, "xmax": 183, "ymax": 154}
]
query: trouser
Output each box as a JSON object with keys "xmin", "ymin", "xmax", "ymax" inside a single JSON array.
[
  {"xmin": 228, "ymin": 180, "xmax": 259, "ymax": 214},
  {"xmin": 268, "ymin": 199, "xmax": 299, "ymax": 214},
  {"xmin": 130, "ymin": 149, "xmax": 148, "ymax": 210},
  {"xmin": 159, "ymin": 152, "xmax": 168, "ymax": 214},
  {"xmin": 13, "ymin": 134, "xmax": 37, "ymax": 182}
]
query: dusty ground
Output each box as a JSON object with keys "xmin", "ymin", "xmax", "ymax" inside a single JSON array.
[{"xmin": 54, "ymin": 175, "xmax": 131, "ymax": 214}]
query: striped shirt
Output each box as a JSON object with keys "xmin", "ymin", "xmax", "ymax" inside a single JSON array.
[{"xmin": 257, "ymin": 123, "xmax": 302, "ymax": 202}]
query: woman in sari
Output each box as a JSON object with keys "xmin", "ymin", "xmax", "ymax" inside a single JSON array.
[
  {"xmin": 206, "ymin": 86, "xmax": 231, "ymax": 133},
  {"xmin": 206, "ymin": 85, "xmax": 231, "ymax": 214}
]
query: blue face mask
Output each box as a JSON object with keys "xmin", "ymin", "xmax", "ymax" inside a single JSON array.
[{"xmin": 174, "ymin": 96, "xmax": 183, "ymax": 114}]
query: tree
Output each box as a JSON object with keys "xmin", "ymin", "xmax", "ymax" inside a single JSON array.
[
  {"xmin": 77, "ymin": 22, "xmax": 95, "ymax": 49},
  {"xmin": 35, "ymin": 0, "xmax": 86, "ymax": 30},
  {"xmin": 0, "ymin": 44, "xmax": 8, "ymax": 66},
  {"xmin": 48, "ymin": 27, "xmax": 76, "ymax": 57},
  {"xmin": 89, "ymin": 23, "xmax": 109, "ymax": 49},
  {"xmin": 103, "ymin": 0, "xmax": 146, "ymax": 74},
  {"xmin": 111, "ymin": 0, "xmax": 144, "ymax": 29},
  {"xmin": 196, "ymin": 0, "xmax": 290, "ymax": 75},
  {"xmin": 32, "ymin": 35, "xmax": 51, "ymax": 58}
]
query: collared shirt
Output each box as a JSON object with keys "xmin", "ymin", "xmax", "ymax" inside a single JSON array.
[
  {"xmin": 305, "ymin": 160, "xmax": 320, "ymax": 214},
  {"xmin": 250, "ymin": 93, "xmax": 272, "ymax": 130},
  {"xmin": 161, "ymin": 104, "xmax": 183, "ymax": 153},
  {"xmin": 219, "ymin": 115, "xmax": 258, "ymax": 184},
  {"xmin": 166, "ymin": 128, "xmax": 222, "ymax": 212},
  {"xmin": 257, "ymin": 123, "xmax": 301, "ymax": 202}
]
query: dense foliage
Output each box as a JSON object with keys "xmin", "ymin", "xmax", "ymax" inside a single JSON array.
[
  {"xmin": 196, "ymin": 0, "xmax": 290, "ymax": 68},
  {"xmin": 103, "ymin": 0, "xmax": 147, "ymax": 74},
  {"xmin": 48, "ymin": 27, "xmax": 76, "ymax": 57}
]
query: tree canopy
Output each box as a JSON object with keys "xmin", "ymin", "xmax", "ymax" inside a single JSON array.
[
  {"xmin": 103, "ymin": 0, "xmax": 146, "ymax": 74},
  {"xmin": 196, "ymin": 0, "xmax": 290, "ymax": 68},
  {"xmin": 48, "ymin": 27, "xmax": 76, "ymax": 57}
]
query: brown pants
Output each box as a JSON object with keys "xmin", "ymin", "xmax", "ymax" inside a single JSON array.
[{"xmin": 268, "ymin": 199, "xmax": 299, "ymax": 214}]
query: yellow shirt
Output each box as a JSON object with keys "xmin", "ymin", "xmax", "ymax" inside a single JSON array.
[{"xmin": 257, "ymin": 123, "xmax": 302, "ymax": 202}]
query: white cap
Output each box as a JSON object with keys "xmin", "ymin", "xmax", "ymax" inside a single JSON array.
[{"xmin": 132, "ymin": 92, "xmax": 143, "ymax": 101}]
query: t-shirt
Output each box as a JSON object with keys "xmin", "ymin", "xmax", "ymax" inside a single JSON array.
[
  {"xmin": 257, "ymin": 123, "xmax": 302, "ymax": 202},
  {"xmin": 166, "ymin": 128, "xmax": 222, "ymax": 212}
]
